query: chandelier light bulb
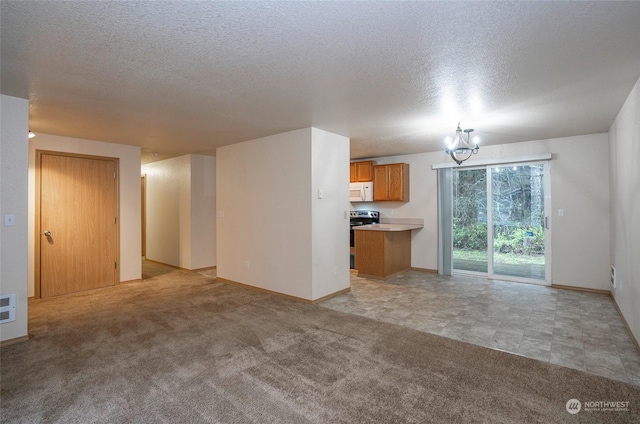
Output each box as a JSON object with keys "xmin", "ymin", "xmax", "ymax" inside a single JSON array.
[{"xmin": 444, "ymin": 136, "xmax": 453, "ymax": 149}]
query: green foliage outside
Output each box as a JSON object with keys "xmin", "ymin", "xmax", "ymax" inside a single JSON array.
[
  {"xmin": 453, "ymin": 222, "xmax": 544, "ymax": 255},
  {"xmin": 453, "ymin": 247, "xmax": 545, "ymax": 266},
  {"xmin": 452, "ymin": 219, "xmax": 487, "ymax": 250},
  {"xmin": 494, "ymin": 225, "xmax": 545, "ymax": 255}
]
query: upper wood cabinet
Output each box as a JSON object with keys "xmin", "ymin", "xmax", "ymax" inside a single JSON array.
[
  {"xmin": 350, "ymin": 160, "xmax": 375, "ymax": 182},
  {"xmin": 373, "ymin": 163, "xmax": 410, "ymax": 202}
]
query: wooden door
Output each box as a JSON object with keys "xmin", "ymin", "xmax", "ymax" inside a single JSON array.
[{"xmin": 38, "ymin": 153, "xmax": 118, "ymax": 298}]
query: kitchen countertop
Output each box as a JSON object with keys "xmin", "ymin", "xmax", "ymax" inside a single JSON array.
[{"xmin": 352, "ymin": 223, "xmax": 423, "ymax": 232}]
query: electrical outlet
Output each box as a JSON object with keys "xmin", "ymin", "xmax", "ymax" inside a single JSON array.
[{"xmin": 611, "ymin": 266, "xmax": 616, "ymax": 289}]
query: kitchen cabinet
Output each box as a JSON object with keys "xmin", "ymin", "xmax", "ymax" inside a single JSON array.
[
  {"xmin": 350, "ymin": 160, "xmax": 375, "ymax": 182},
  {"xmin": 354, "ymin": 229, "xmax": 411, "ymax": 279},
  {"xmin": 373, "ymin": 163, "xmax": 410, "ymax": 202}
]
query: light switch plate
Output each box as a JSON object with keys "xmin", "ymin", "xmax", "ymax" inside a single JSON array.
[{"xmin": 4, "ymin": 214, "xmax": 15, "ymax": 226}]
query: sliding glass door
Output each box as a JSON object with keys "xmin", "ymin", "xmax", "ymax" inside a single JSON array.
[
  {"xmin": 452, "ymin": 162, "xmax": 550, "ymax": 284},
  {"xmin": 452, "ymin": 168, "xmax": 487, "ymax": 273},
  {"xmin": 490, "ymin": 164, "xmax": 547, "ymax": 280}
]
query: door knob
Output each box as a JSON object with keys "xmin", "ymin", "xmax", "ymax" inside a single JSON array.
[{"xmin": 44, "ymin": 230, "xmax": 51, "ymax": 237}]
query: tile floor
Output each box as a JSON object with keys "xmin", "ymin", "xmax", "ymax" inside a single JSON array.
[{"xmin": 319, "ymin": 270, "xmax": 640, "ymax": 386}]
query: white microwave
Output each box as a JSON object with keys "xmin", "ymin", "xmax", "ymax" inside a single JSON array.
[{"xmin": 350, "ymin": 182, "xmax": 374, "ymax": 202}]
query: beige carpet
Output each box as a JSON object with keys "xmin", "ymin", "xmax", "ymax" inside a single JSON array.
[{"xmin": 2, "ymin": 269, "xmax": 639, "ymax": 423}]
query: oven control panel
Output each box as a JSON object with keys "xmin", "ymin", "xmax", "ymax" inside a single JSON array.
[{"xmin": 350, "ymin": 210, "xmax": 379, "ymax": 219}]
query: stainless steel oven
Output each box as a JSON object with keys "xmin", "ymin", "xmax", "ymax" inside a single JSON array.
[{"xmin": 350, "ymin": 210, "xmax": 379, "ymax": 269}]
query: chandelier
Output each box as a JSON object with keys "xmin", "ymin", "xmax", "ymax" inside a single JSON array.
[{"xmin": 444, "ymin": 122, "xmax": 479, "ymax": 165}]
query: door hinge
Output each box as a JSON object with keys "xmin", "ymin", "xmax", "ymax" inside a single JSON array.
[
  {"xmin": 114, "ymin": 217, "xmax": 117, "ymax": 224},
  {"xmin": 115, "ymin": 262, "xmax": 117, "ymax": 269}
]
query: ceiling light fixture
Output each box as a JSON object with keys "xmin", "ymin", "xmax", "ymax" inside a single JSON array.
[
  {"xmin": 444, "ymin": 122, "xmax": 479, "ymax": 165},
  {"xmin": 28, "ymin": 130, "xmax": 36, "ymax": 138}
]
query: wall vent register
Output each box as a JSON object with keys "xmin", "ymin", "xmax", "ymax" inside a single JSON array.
[{"xmin": 0, "ymin": 294, "xmax": 16, "ymax": 323}]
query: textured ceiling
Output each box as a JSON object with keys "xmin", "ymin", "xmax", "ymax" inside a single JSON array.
[{"xmin": 2, "ymin": 1, "xmax": 640, "ymax": 163}]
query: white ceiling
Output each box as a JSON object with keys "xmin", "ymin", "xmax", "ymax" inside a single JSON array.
[{"xmin": 2, "ymin": 1, "xmax": 640, "ymax": 164}]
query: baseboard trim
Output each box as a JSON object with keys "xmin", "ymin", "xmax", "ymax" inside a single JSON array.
[
  {"xmin": 144, "ymin": 259, "xmax": 216, "ymax": 273},
  {"xmin": 143, "ymin": 258, "xmax": 175, "ymax": 266},
  {"xmin": 143, "ymin": 259, "xmax": 181, "ymax": 269},
  {"xmin": 357, "ymin": 269, "xmax": 408, "ymax": 280},
  {"xmin": 216, "ymin": 277, "xmax": 350, "ymax": 304},
  {"xmin": 191, "ymin": 266, "xmax": 217, "ymax": 272},
  {"xmin": 550, "ymin": 284, "xmax": 610, "ymax": 295},
  {"xmin": 120, "ymin": 278, "xmax": 142, "ymax": 285},
  {"xmin": 311, "ymin": 287, "xmax": 351, "ymax": 304},
  {"xmin": 610, "ymin": 295, "xmax": 640, "ymax": 355},
  {"xmin": 411, "ymin": 267, "xmax": 438, "ymax": 274},
  {"xmin": 0, "ymin": 335, "xmax": 30, "ymax": 347},
  {"xmin": 356, "ymin": 267, "xmax": 437, "ymax": 280}
]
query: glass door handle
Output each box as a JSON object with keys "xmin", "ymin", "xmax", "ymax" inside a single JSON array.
[{"xmin": 544, "ymin": 217, "xmax": 549, "ymax": 229}]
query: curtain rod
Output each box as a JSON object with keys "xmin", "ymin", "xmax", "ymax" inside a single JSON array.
[{"xmin": 431, "ymin": 153, "xmax": 553, "ymax": 170}]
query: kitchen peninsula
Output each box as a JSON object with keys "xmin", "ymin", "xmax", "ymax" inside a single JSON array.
[{"xmin": 352, "ymin": 220, "xmax": 423, "ymax": 279}]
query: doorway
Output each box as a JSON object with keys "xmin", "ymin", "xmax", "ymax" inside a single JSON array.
[
  {"xmin": 36, "ymin": 151, "xmax": 119, "ymax": 298},
  {"xmin": 452, "ymin": 162, "xmax": 550, "ymax": 284},
  {"xmin": 141, "ymin": 175, "xmax": 146, "ymax": 258}
]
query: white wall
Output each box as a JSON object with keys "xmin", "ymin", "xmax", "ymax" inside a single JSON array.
[
  {"xmin": 1, "ymin": 95, "xmax": 29, "ymax": 342},
  {"xmin": 190, "ymin": 155, "xmax": 216, "ymax": 269},
  {"xmin": 142, "ymin": 154, "xmax": 216, "ymax": 269},
  {"xmin": 609, "ymin": 75, "xmax": 640, "ymax": 342},
  {"xmin": 217, "ymin": 127, "xmax": 350, "ymax": 301},
  {"xmin": 28, "ymin": 134, "xmax": 141, "ymax": 297},
  {"xmin": 311, "ymin": 128, "xmax": 350, "ymax": 299},
  {"xmin": 358, "ymin": 133, "xmax": 611, "ymax": 290}
]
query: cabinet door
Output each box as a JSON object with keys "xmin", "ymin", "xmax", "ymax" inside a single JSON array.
[
  {"xmin": 387, "ymin": 163, "xmax": 405, "ymax": 201},
  {"xmin": 373, "ymin": 165, "xmax": 388, "ymax": 200},
  {"xmin": 350, "ymin": 163, "xmax": 357, "ymax": 182},
  {"xmin": 350, "ymin": 160, "xmax": 374, "ymax": 182},
  {"xmin": 356, "ymin": 161, "xmax": 373, "ymax": 182},
  {"xmin": 373, "ymin": 163, "xmax": 410, "ymax": 202}
]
